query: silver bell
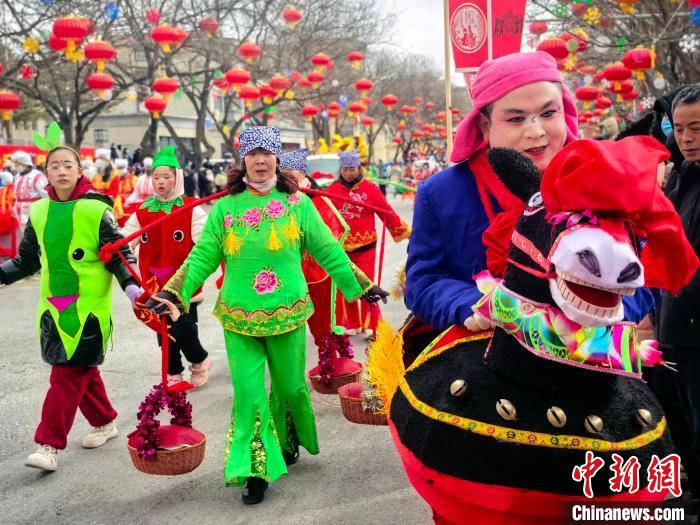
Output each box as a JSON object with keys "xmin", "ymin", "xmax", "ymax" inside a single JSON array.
[
  {"xmin": 450, "ymin": 379, "xmax": 468, "ymax": 397},
  {"xmin": 547, "ymin": 406, "xmax": 567, "ymax": 428},
  {"xmin": 496, "ymin": 399, "xmax": 517, "ymax": 421},
  {"xmin": 635, "ymin": 408, "xmax": 653, "ymax": 428},
  {"xmin": 584, "ymin": 415, "xmax": 604, "ymax": 435}
]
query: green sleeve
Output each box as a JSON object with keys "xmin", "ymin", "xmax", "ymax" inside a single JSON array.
[
  {"xmin": 163, "ymin": 201, "xmax": 224, "ymax": 311},
  {"xmin": 301, "ymin": 196, "xmax": 372, "ymax": 301}
]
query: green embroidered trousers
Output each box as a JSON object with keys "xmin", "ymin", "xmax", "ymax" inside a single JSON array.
[{"xmin": 223, "ymin": 326, "xmax": 319, "ymax": 487}]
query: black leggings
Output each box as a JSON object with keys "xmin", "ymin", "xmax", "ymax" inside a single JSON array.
[{"xmin": 157, "ymin": 302, "xmax": 208, "ymax": 375}]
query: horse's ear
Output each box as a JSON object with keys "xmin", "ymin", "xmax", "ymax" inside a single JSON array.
[{"xmin": 486, "ymin": 147, "xmax": 542, "ymax": 203}]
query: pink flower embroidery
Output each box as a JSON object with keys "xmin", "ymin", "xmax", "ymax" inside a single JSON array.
[
  {"xmin": 288, "ymin": 194, "xmax": 301, "ymax": 206},
  {"xmin": 253, "ymin": 269, "xmax": 279, "ymax": 294},
  {"xmin": 242, "ymin": 207, "xmax": 262, "ymax": 227},
  {"xmin": 265, "ymin": 199, "xmax": 285, "ymax": 218},
  {"xmin": 223, "ymin": 214, "xmax": 233, "ymax": 228}
]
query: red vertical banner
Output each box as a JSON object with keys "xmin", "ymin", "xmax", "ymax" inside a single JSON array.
[{"xmin": 449, "ymin": 0, "xmax": 526, "ymax": 72}]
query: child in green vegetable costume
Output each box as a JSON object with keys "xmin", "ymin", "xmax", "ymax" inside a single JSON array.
[
  {"xmin": 0, "ymin": 123, "xmax": 139, "ymax": 472},
  {"xmin": 146, "ymin": 126, "xmax": 388, "ymax": 504}
]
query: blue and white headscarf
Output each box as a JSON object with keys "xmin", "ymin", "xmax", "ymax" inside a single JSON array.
[
  {"xmin": 239, "ymin": 126, "xmax": 282, "ymax": 159},
  {"xmin": 339, "ymin": 150, "xmax": 360, "ymax": 168},
  {"xmin": 280, "ymin": 148, "xmax": 308, "ymax": 174}
]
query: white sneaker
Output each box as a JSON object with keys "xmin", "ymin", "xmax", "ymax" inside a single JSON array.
[
  {"xmin": 365, "ymin": 329, "xmax": 375, "ymax": 340},
  {"xmin": 25, "ymin": 444, "xmax": 58, "ymax": 471},
  {"xmin": 344, "ymin": 328, "xmax": 358, "ymax": 336},
  {"xmin": 81, "ymin": 421, "xmax": 118, "ymax": 449}
]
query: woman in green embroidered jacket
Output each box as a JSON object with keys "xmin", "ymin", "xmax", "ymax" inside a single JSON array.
[
  {"xmin": 0, "ymin": 125, "xmax": 139, "ymax": 472},
  {"xmin": 146, "ymin": 126, "xmax": 388, "ymax": 504}
]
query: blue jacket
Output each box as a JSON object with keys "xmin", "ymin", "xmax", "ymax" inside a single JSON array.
[{"xmin": 405, "ymin": 161, "xmax": 656, "ymax": 331}]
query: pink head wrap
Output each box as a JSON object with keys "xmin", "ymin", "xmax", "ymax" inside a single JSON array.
[{"xmin": 451, "ymin": 51, "xmax": 578, "ymax": 164}]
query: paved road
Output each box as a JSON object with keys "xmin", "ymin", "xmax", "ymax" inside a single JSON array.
[{"xmin": 0, "ymin": 196, "xmax": 431, "ymax": 524}]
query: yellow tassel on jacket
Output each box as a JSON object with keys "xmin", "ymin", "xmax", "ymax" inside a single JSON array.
[
  {"xmin": 267, "ymin": 224, "xmax": 282, "ymax": 251},
  {"xmin": 282, "ymin": 215, "xmax": 301, "ymax": 242},
  {"xmin": 225, "ymin": 228, "xmax": 243, "ymax": 256},
  {"xmin": 366, "ymin": 320, "xmax": 405, "ymax": 414}
]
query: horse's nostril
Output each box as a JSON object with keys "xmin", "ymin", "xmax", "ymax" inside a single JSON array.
[
  {"xmin": 577, "ymin": 249, "xmax": 601, "ymax": 277},
  {"xmin": 618, "ymin": 262, "xmax": 641, "ymax": 283}
]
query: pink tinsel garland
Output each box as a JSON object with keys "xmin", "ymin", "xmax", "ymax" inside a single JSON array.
[
  {"xmin": 317, "ymin": 333, "xmax": 354, "ymax": 385},
  {"xmin": 135, "ymin": 383, "xmax": 193, "ymax": 460}
]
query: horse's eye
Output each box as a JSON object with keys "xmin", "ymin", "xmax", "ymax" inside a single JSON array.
[{"xmin": 577, "ymin": 249, "xmax": 601, "ymax": 278}]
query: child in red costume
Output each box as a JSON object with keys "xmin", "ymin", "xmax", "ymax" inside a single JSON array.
[
  {"xmin": 122, "ymin": 145, "xmax": 212, "ymax": 388},
  {"xmin": 326, "ymin": 150, "xmax": 410, "ymax": 336}
]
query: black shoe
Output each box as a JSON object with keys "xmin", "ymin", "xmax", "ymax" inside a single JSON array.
[
  {"xmin": 242, "ymin": 477, "xmax": 268, "ymax": 505},
  {"xmin": 283, "ymin": 448, "xmax": 299, "ymax": 466}
]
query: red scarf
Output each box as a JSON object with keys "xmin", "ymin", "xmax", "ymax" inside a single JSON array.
[
  {"xmin": 468, "ymin": 147, "xmax": 524, "ymax": 277},
  {"xmin": 45, "ymin": 176, "xmax": 94, "ymax": 202}
]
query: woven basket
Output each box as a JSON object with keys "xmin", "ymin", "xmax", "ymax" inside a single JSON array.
[
  {"xmin": 127, "ymin": 438, "xmax": 206, "ymax": 475},
  {"xmin": 338, "ymin": 383, "xmax": 388, "ymax": 426},
  {"xmin": 309, "ymin": 367, "xmax": 362, "ymax": 395}
]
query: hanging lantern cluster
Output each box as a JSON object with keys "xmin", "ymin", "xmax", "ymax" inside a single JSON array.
[
  {"xmin": 153, "ymin": 77, "xmax": 180, "ymax": 103},
  {"xmin": 307, "ymin": 71, "xmax": 325, "ymax": 89},
  {"xmin": 602, "ymin": 62, "xmax": 632, "ymax": 91},
  {"xmin": 86, "ymin": 72, "xmax": 115, "ymax": 100},
  {"xmin": 301, "ymin": 104, "xmax": 319, "ymax": 122},
  {"xmin": 238, "ymin": 42, "xmax": 261, "ymax": 64},
  {"xmin": 84, "ymin": 41, "xmax": 117, "ymax": 72},
  {"xmin": 347, "ymin": 51, "xmax": 364, "ymax": 70},
  {"xmin": 311, "ymin": 53, "xmax": 331, "ymax": 72},
  {"xmin": 144, "ymin": 96, "xmax": 167, "ymax": 119},
  {"xmin": 381, "ymin": 94, "xmax": 399, "ymax": 111},
  {"xmin": 575, "ymin": 84, "xmax": 599, "ymax": 109},
  {"xmin": 198, "ymin": 18, "xmax": 219, "ymax": 38},
  {"xmin": 283, "ymin": 8, "xmax": 303, "ymax": 29},
  {"xmin": 622, "ymin": 47, "xmax": 654, "ymax": 80},
  {"xmin": 52, "ymin": 16, "xmax": 92, "ymax": 62},
  {"xmin": 537, "ymin": 37, "xmax": 569, "ymax": 60},
  {"xmin": 327, "ymin": 101, "xmax": 341, "ymax": 119},
  {"xmin": 225, "ymin": 67, "xmax": 251, "ymax": 93},
  {"xmin": 239, "ymin": 84, "xmax": 261, "ymax": 108}
]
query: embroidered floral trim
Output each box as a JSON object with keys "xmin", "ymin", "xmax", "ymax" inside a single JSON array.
[
  {"xmin": 223, "ymin": 213, "xmax": 233, "ymax": 228},
  {"xmin": 252, "ymin": 268, "xmax": 281, "ymax": 294},
  {"xmin": 265, "ymin": 199, "xmax": 285, "ymax": 218},
  {"xmin": 224, "ymin": 409, "xmax": 273, "ymax": 487},
  {"xmin": 284, "ymin": 403, "xmax": 299, "ymax": 455},
  {"xmin": 213, "ymin": 296, "xmax": 313, "ymax": 336},
  {"xmin": 398, "ymin": 376, "xmax": 666, "ymax": 452},
  {"xmin": 344, "ymin": 230, "xmax": 377, "ymax": 252},
  {"xmin": 162, "ymin": 264, "xmax": 190, "ymax": 312},
  {"xmin": 242, "ymin": 207, "xmax": 263, "ymax": 227},
  {"xmin": 407, "ymin": 330, "xmax": 493, "ymax": 372},
  {"xmin": 390, "ymin": 220, "xmax": 412, "ymax": 243},
  {"xmin": 287, "ymin": 194, "xmax": 301, "ymax": 206},
  {"xmin": 349, "ymin": 261, "xmax": 373, "ymax": 301}
]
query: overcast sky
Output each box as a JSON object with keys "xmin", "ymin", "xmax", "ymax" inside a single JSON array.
[{"xmin": 386, "ymin": 0, "xmax": 446, "ymax": 70}]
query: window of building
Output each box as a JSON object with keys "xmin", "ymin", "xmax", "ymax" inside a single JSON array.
[
  {"xmin": 133, "ymin": 50, "xmax": 146, "ymax": 63},
  {"xmin": 94, "ymin": 129, "xmax": 109, "ymax": 147}
]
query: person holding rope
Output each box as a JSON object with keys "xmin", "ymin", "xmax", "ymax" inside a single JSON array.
[
  {"xmin": 144, "ymin": 127, "xmax": 388, "ymax": 504},
  {"xmin": 122, "ymin": 145, "xmax": 212, "ymax": 388},
  {"xmin": 325, "ymin": 150, "xmax": 410, "ymax": 338},
  {"xmin": 0, "ymin": 124, "xmax": 140, "ymax": 472}
]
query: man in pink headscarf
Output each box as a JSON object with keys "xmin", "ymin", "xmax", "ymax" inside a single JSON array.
[{"xmin": 405, "ymin": 51, "xmax": 656, "ymax": 333}]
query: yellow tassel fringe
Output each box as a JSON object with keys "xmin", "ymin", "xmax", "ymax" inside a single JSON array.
[
  {"xmin": 225, "ymin": 228, "xmax": 243, "ymax": 256},
  {"xmin": 267, "ymin": 224, "xmax": 282, "ymax": 251},
  {"xmin": 282, "ymin": 215, "xmax": 301, "ymax": 242},
  {"xmin": 366, "ymin": 320, "xmax": 405, "ymax": 414}
]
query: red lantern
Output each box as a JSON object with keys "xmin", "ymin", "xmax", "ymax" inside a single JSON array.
[
  {"xmin": 425, "ymin": 101, "xmax": 435, "ymax": 110},
  {"xmin": 582, "ymin": 110, "xmax": 594, "ymax": 119},
  {"xmin": 622, "ymin": 47, "xmax": 654, "ymax": 80},
  {"xmin": 144, "ymin": 96, "xmax": 167, "ymax": 120},
  {"xmin": 283, "ymin": 8, "xmax": 303, "ymax": 30},
  {"xmin": 225, "ymin": 67, "xmax": 251, "ymax": 92},
  {"xmin": 213, "ymin": 77, "xmax": 230, "ymax": 93},
  {"xmin": 297, "ymin": 77, "xmax": 312, "ymax": 89},
  {"xmin": 52, "ymin": 16, "xmax": 91, "ymax": 55},
  {"xmin": 392, "ymin": 136, "xmax": 403, "ymax": 144},
  {"xmin": 361, "ymin": 97, "xmax": 372, "ymax": 108},
  {"xmin": 400, "ymin": 104, "xmax": 412, "ymax": 116},
  {"xmin": 595, "ymin": 96, "xmax": 612, "ymax": 110},
  {"xmin": 412, "ymin": 130, "xmax": 424, "ymax": 139},
  {"xmin": 572, "ymin": 4, "xmax": 587, "ymax": 16},
  {"xmin": 238, "ymin": 84, "xmax": 260, "ymax": 108},
  {"xmin": 199, "ymin": 18, "xmax": 219, "ymax": 37},
  {"xmin": 381, "ymin": 94, "xmax": 398, "ymax": 111},
  {"xmin": 579, "ymin": 65, "xmax": 596, "ymax": 75},
  {"xmin": 422, "ymin": 123, "xmax": 434, "ymax": 133},
  {"xmin": 328, "ymin": 108, "xmax": 340, "ymax": 119},
  {"xmin": 260, "ymin": 84, "xmax": 277, "ymax": 104},
  {"xmin": 301, "ymin": 104, "xmax": 319, "ymax": 122},
  {"xmin": 311, "ymin": 53, "xmax": 331, "ymax": 72},
  {"xmin": 153, "ymin": 77, "xmax": 180, "ymax": 103},
  {"xmin": 575, "ymin": 85, "xmax": 599, "ymax": 109},
  {"xmin": 348, "ymin": 102, "xmax": 366, "ymax": 115},
  {"xmin": 622, "ymin": 90, "xmax": 639, "ymax": 105},
  {"xmin": 347, "ymin": 51, "xmax": 364, "ymax": 70},
  {"xmin": 528, "ymin": 21, "xmax": 548, "ymax": 35},
  {"xmin": 451, "ymin": 108, "xmax": 461, "ymax": 116},
  {"xmin": 21, "ymin": 65, "xmax": 34, "ymax": 80},
  {"xmin": 602, "ymin": 62, "xmax": 632, "ymax": 91},
  {"xmin": 307, "ymin": 71, "xmax": 325, "ymax": 89},
  {"xmin": 84, "ymin": 41, "xmax": 117, "ymax": 72},
  {"xmin": 238, "ymin": 42, "xmax": 261, "ymax": 64},
  {"xmin": 269, "ymin": 76, "xmax": 291, "ymax": 93},
  {"xmin": 436, "ymin": 111, "xmax": 446, "ymax": 122},
  {"xmin": 361, "ymin": 116, "xmax": 374, "ymax": 127},
  {"xmin": 146, "ymin": 9, "xmax": 161, "ymax": 25},
  {"xmin": 0, "ymin": 90, "xmax": 21, "ymax": 121},
  {"xmin": 289, "ymin": 70, "xmax": 302, "ymax": 84},
  {"xmin": 151, "ymin": 24, "xmax": 187, "ymax": 54},
  {"xmin": 354, "ymin": 79, "xmax": 374, "ymax": 97},
  {"xmin": 562, "ymin": 32, "xmax": 587, "ymax": 53},
  {"xmin": 537, "ymin": 37, "xmax": 569, "ymax": 60},
  {"xmin": 328, "ymin": 101, "xmax": 341, "ymax": 111},
  {"xmin": 396, "ymin": 122, "xmax": 408, "ymax": 131},
  {"xmin": 86, "ymin": 72, "xmax": 114, "ymax": 99},
  {"xmin": 48, "ymin": 33, "xmax": 67, "ymax": 52}
]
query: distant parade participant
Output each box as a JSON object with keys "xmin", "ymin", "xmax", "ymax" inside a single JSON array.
[
  {"xmin": 325, "ymin": 150, "xmax": 410, "ymax": 337},
  {"xmin": 11, "ymin": 150, "xmax": 47, "ymax": 231},
  {"xmin": 126, "ymin": 156, "xmax": 155, "ymax": 206},
  {"xmin": 91, "ymin": 148, "xmax": 120, "ymax": 199},
  {"xmin": 145, "ymin": 127, "xmax": 388, "ymax": 504},
  {"xmin": 122, "ymin": 145, "xmax": 212, "ymax": 388},
  {"xmin": 0, "ymin": 126, "xmax": 139, "ymax": 472}
]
